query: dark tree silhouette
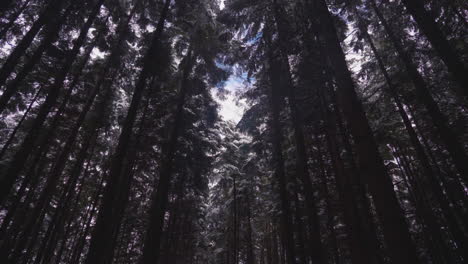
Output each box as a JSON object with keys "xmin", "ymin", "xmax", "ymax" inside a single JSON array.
[{"xmin": 0, "ymin": 0, "xmax": 466, "ymax": 263}]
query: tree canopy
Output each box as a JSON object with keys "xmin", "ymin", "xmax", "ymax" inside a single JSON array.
[{"xmin": 0, "ymin": 0, "xmax": 466, "ymax": 263}]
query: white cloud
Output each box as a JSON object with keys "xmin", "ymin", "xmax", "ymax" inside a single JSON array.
[{"xmin": 211, "ymin": 76, "xmax": 247, "ymax": 123}]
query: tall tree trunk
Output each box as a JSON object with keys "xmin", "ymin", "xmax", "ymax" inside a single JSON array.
[
  {"xmin": 0, "ymin": 148, "xmax": 47, "ymax": 246},
  {"xmin": 400, "ymin": 0, "xmax": 468, "ymax": 99},
  {"xmin": 354, "ymin": 12, "xmax": 467, "ymax": 262},
  {"xmin": 329, "ymin": 85, "xmax": 385, "ymax": 264},
  {"xmin": 84, "ymin": 2, "xmax": 170, "ymax": 262},
  {"xmin": 391, "ymin": 145, "xmax": 458, "ymax": 264},
  {"xmin": 319, "ymin": 89, "xmax": 377, "ymax": 264},
  {"xmin": 5, "ymin": 35, "xmax": 107, "ymax": 261},
  {"xmin": 263, "ymin": 22, "xmax": 297, "ymax": 264},
  {"xmin": 0, "ymin": 2, "xmax": 75, "ymax": 114},
  {"xmin": 13, "ymin": 25, "xmax": 114, "ymax": 262},
  {"xmin": 67, "ymin": 175, "xmax": 105, "ymax": 264},
  {"xmin": 0, "ymin": 20, "xmax": 92, "ymax": 263},
  {"xmin": 1, "ymin": 11, "xmax": 99, "ymax": 160},
  {"xmin": 33, "ymin": 159, "xmax": 91, "ymax": 264},
  {"xmin": 292, "ymin": 190, "xmax": 307, "ymax": 264},
  {"xmin": 0, "ymin": 0, "xmax": 103, "ymax": 205},
  {"xmin": 0, "ymin": 86, "xmax": 43, "ymax": 159},
  {"xmin": 40, "ymin": 10, "xmax": 140, "ymax": 261},
  {"xmin": 0, "ymin": 0, "xmax": 66, "ymax": 86},
  {"xmin": 37, "ymin": 136, "xmax": 98, "ymax": 264},
  {"xmin": 232, "ymin": 173, "xmax": 238, "ymax": 264},
  {"xmin": 35, "ymin": 76, "xmax": 114, "ymax": 264},
  {"xmin": 271, "ymin": 3, "xmax": 326, "ymax": 263},
  {"xmin": 1, "ymin": 2, "xmax": 104, "ymax": 261},
  {"xmin": 139, "ymin": 46, "xmax": 194, "ymax": 264},
  {"xmin": 306, "ymin": 0, "xmax": 420, "ymax": 263},
  {"xmin": 369, "ymin": 0, "xmax": 468, "ymax": 185},
  {"xmin": 245, "ymin": 192, "xmax": 255, "ymax": 264}
]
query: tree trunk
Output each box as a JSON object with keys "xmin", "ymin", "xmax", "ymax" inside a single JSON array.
[
  {"xmin": 319, "ymin": 89, "xmax": 377, "ymax": 264},
  {"xmin": 139, "ymin": 46, "xmax": 194, "ymax": 264},
  {"xmin": 400, "ymin": 0, "xmax": 468, "ymax": 100},
  {"xmin": 306, "ymin": 0, "xmax": 420, "ymax": 263},
  {"xmin": 2, "ymin": 2, "xmax": 104, "ymax": 261},
  {"xmin": 355, "ymin": 12, "xmax": 467, "ymax": 262},
  {"xmin": 0, "ymin": 0, "xmax": 103, "ymax": 205},
  {"xmin": 0, "ymin": 0, "xmax": 66, "ymax": 86},
  {"xmin": 369, "ymin": 0, "xmax": 468, "ymax": 185},
  {"xmin": 67, "ymin": 175, "xmax": 105, "ymax": 264},
  {"xmin": 15, "ymin": 30, "xmax": 113, "ymax": 262},
  {"xmin": 0, "ymin": 85, "xmax": 43, "ymax": 160},
  {"xmin": 263, "ymin": 22, "xmax": 297, "ymax": 264},
  {"xmin": 271, "ymin": 3, "xmax": 326, "ymax": 263},
  {"xmin": 246, "ymin": 192, "xmax": 255, "ymax": 264},
  {"xmin": 392, "ymin": 145, "xmax": 458, "ymax": 264},
  {"xmin": 233, "ymin": 173, "xmax": 238, "ymax": 264},
  {"xmin": 330, "ymin": 86, "xmax": 385, "ymax": 264},
  {"xmin": 0, "ymin": 2, "xmax": 74, "ymax": 114},
  {"xmin": 84, "ymin": 2, "xmax": 170, "ymax": 262},
  {"xmin": 38, "ymin": 137, "xmax": 98, "ymax": 264}
]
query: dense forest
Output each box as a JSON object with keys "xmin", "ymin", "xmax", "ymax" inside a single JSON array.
[{"xmin": 0, "ymin": 0, "xmax": 466, "ymax": 263}]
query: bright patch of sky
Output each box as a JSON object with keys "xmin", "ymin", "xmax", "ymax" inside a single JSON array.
[
  {"xmin": 211, "ymin": 1, "xmax": 248, "ymax": 124},
  {"xmin": 212, "ymin": 75, "xmax": 247, "ymax": 123}
]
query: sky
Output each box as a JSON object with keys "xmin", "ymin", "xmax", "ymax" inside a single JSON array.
[
  {"xmin": 212, "ymin": 0, "xmax": 248, "ymax": 124},
  {"xmin": 214, "ymin": 0, "xmax": 248, "ymax": 123},
  {"xmin": 211, "ymin": 75, "xmax": 247, "ymax": 123}
]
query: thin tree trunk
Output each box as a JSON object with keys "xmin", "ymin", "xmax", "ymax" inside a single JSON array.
[
  {"xmin": 232, "ymin": 173, "xmax": 238, "ymax": 264},
  {"xmin": 0, "ymin": 2, "xmax": 75, "ymax": 114},
  {"xmin": 33, "ymin": 159, "xmax": 91, "ymax": 264},
  {"xmin": 67, "ymin": 175, "xmax": 105, "ymax": 264},
  {"xmin": 39, "ymin": 9, "xmax": 139, "ymax": 261},
  {"xmin": 355, "ymin": 13, "xmax": 467, "ymax": 262},
  {"xmin": 0, "ymin": 86, "xmax": 43, "ymax": 160},
  {"xmin": 246, "ymin": 192, "xmax": 255, "ymax": 264},
  {"xmin": 17, "ymin": 39, "xmax": 112, "ymax": 262},
  {"xmin": 38, "ymin": 137, "xmax": 98, "ymax": 264},
  {"xmin": 37, "ymin": 89, "xmax": 111, "ymax": 264},
  {"xmin": 0, "ymin": 0, "xmax": 65, "ymax": 86},
  {"xmin": 292, "ymin": 190, "xmax": 307, "ymax": 264},
  {"xmin": 0, "ymin": 0, "xmax": 103, "ymax": 205},
  {"xmin": 263, "ymin": 22, "xmax": 297, "ymax": 264},
  {"xmin": 0, "ymin": 147, "xmax": 47, "ymax": 246},
  {"xmin": 272, "ymin": 224, "xmax": 279, "ymax": 264},
  {"xmin": 8, "ymin": 36, "xmax": 109, "ymax": 262},
  {"xmin": 1, "ymin": 3, "xmax": 104, "ymax": 261}
]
